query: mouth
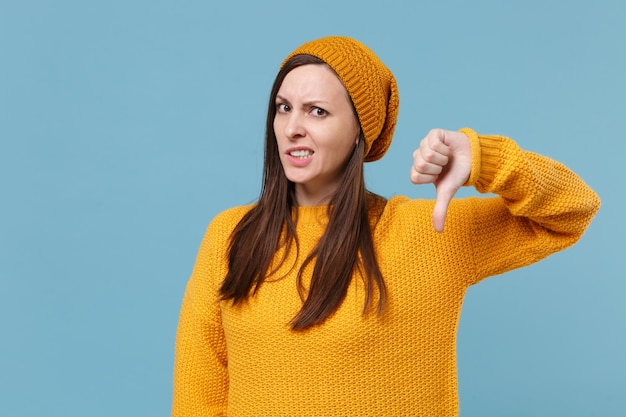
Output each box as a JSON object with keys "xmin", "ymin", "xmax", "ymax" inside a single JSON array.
[{"xmin": 288, "ymin": 149, "xmax": 314, "ymax": 159}]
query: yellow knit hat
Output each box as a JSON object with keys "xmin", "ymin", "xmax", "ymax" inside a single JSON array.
[{"xmin": 282, "ymin": 36, "xmax": 399, "ymax": 162}]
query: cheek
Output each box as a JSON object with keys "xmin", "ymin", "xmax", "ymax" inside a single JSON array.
[
  {"xmin": 325, "ymin": 141, "xmax": 355, "ymax": 170},
  {"xmin": 337, "ymin": 131, "xmax": 358, "ymax": 156}
]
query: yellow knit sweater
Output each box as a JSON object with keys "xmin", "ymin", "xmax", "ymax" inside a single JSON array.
[{"xmin": 172, "ymin": 130, "xmax": 599, "ymax": 416}]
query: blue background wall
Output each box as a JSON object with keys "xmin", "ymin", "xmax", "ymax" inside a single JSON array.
[{"xmin": 1, "ymin": 1, "xmax": 623, "ymax": 416}]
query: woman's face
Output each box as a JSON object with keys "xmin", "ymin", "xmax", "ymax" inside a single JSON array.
[{"xmin": 274, "ymin": 64, "xmax": 360, "ymax": 206}]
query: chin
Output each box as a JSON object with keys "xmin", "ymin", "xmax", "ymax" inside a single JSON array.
[{"xmin": 283, "ymin": 169, "xmax": 312, "ymax": 185}]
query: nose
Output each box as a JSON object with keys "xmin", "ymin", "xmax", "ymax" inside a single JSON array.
[{"xmin": 284, "ymin": 112, "xmax": 306, "ymax": 139}]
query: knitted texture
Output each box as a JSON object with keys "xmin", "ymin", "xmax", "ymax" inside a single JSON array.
[
  {"xmin": 283, "ymin": 36, "xmax": 399, "ymax": 162},
  {"xmin": 172, "ymin": 131, "xmax": 600, "ymax": 416}
]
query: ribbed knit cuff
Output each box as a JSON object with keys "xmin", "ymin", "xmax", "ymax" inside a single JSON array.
[
  {"xmin": 476, "ymin": 134, "xmax": 504, "ymax": 194},
  {"xmin": 459, "ymin": 128, "xmax": 504, "ymax": 193},
  {"xmin": 459, "ymin": 127, "xmax": 481, "ymax": 186}
]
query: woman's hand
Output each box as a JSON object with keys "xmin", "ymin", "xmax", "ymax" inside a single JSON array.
[{"xmin": 410, "ymin": 129, "xmax": 472, "ymax": 233}]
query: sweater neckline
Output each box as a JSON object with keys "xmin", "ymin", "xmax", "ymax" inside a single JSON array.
[{"xmin": 294, "ymin": 205, "xmax": 329, "ymax": 224}]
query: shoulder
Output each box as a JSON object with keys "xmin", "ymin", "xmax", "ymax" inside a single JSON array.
[
  {"xmin": 202, "ymin": 204, "xmax": 256, "ymax": 243},
  {"xmin": 210, "ymin": 204, "xmax": 255, "ymax": 228},
  {"xmin": 381, "ymin": 195, "xmax": 487, "ymax": 217},
  {"xmin": 376, "ymin": 195, "xmax": 487, "ymax": 234},
  {"xmin": 379, "ymin": 195, "xmax": 434, "ymax": 220},
  {"xmin": 371, "ymin": 195, "xmax": 433, "ymax": 237}
]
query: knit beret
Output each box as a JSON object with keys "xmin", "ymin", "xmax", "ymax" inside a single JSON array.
[{"xmin": 282, "ymin": 36, "xmax": 399, "ymax": 162}]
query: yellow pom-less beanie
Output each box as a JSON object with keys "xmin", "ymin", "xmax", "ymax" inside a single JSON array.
[{"xmin": 282, "ymin": 36, "xmax": 399, "ymax": 162}]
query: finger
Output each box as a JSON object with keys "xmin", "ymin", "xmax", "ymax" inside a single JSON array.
[
  {"xmin": 424, "ymin": 130, "xmax": 451, "ymax": 153},
  {"xmin": 410, "ymin": 129, "xmax": 452, "ymax": 185},
  {"xmin": 410, "ymin": 166, "xmax": 438, "ymax": 184},
  {"xmin": 411, "ymin": 145, "xmax": 448, "ymax": 179},
  {"xmin": 412, "ymin": 156, "xmax": 444, "ymax": 176},
  {"xmin": 432, "ymin": 186, "xmax": 456, "ymax": 233},
  {"xmin": 419, "ymin": 141, "xmax": 449, "ymax": 167},
  {"xmin": 411, "ymin": 151, "xmax": 441, "ymax": 184},
  {"xmin": 425, "ymin": 129, "xmax": 451, "ymax": 155}
]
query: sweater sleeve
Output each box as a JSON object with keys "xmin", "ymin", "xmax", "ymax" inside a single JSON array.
[
  {"xmin": 458, "ymin": 128, "xmax": 601, "ymax": 284},
  {"xmin": 172, "ymin": 219, "xmax": 230, "ymax": 417}
]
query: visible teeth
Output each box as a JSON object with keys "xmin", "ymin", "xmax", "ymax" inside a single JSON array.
[{"xmin": 290, "ymin": 150, "xmax": 312, "ymax": 158}]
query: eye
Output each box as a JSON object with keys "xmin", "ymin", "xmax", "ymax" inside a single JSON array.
[
  {"xmin": 276, "ymin": 103, "xmax": 290, "ymax": 113},
  {"xmin": 311, "ymin": 107, "xmax": 327, "ymax": 117}
]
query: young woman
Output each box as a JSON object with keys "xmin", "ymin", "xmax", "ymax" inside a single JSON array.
[{"xmin": 172, "ymin": 36, "xmax": 600, "ymax": 417}]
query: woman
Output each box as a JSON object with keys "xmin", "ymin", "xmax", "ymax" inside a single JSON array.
[{"xmin": 172, "ymin": 36, "xmax": 600, "ymax": 416}]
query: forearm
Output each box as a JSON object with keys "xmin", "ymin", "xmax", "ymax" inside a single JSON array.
[
  {"xmin": 462, "ymin": 128, "xmax": 600, "ymax": 236},
  {"xmin": 459, "ymin": 128, "xmax": 600, "ymax": 281}
]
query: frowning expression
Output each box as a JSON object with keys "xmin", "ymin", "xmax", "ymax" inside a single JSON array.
[{"xmin": 274, "ymin": 64, "xmax": 360, "ymax": 206}]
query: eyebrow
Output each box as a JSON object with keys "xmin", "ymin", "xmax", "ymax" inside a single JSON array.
[{"xmin": 275, "ymin": 94, "xmax": 330, "ymax": 107}]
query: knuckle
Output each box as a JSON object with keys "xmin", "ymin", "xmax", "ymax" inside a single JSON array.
[
  {"xmin": 422, "ymin": 147, "xmax": 436, "ymax": 161},
  {"xmin": 413, "ymin": 158, "xmax": 428, "ymax": 172},
  {"xmin": 428, "ymin": 128, "xmax": 441, "ymax": 137}
]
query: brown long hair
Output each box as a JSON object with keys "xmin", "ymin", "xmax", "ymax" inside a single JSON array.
[{"xmin": 219, "ymin": 54, "xmax": 387, "ymax": 330}]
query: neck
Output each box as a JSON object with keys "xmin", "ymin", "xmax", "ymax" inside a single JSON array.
[{"xmin": 294, "ymin": 183, "xmax": 338, "ymax": 206}]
